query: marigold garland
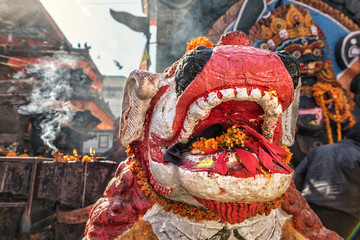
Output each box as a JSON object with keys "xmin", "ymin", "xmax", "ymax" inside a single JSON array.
[
  {"xmin": 126, "ymin": 144, "xmax": 135, "ymax": 156},
  {"xmin": 129, "ymin": 158, "xmax": 220, "ymax": 222},
  {"xmin": 312, "ymin": 82, "xmax": 355, "ymax": 144},
  {"xmin": 186, "ymin": 37, "xmax": 214, "ymax": 53},
  {"xmin": 129, "ymin": 155, "xmax": 287, "ymax": 223}
]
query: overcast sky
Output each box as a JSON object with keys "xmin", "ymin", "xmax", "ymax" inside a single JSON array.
[{"xmin": 40, "ymin": 0, "xmax": 148, "ymax": 77}]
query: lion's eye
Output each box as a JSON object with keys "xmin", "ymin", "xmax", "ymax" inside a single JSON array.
[{"xmin": 291, "ymin": 50, "xmax": 302, "ymax": 59}]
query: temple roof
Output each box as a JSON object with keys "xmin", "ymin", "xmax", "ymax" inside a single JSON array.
[{"xmin": 0, "ymin": 0, "xmax": 114, "ymax": 130}]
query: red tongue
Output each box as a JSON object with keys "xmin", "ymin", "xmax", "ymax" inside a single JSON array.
[
  {"xmin": 215, "ymin": 151, "xmax": 228, "ymax": 175},
  {"xmin": 184, "ymin": 125, "xmax": 292, "ymax": 176},
  {"xmin": 234, "ymin": 148, "xmax": 261, "ymax": 176},
  {"xmin": 208, "ymin": 125, "xmax": 292, "ymax": 176},
  {"xmin": 239, "ymin": 125, "xmax": 292, "ymax": 174}
]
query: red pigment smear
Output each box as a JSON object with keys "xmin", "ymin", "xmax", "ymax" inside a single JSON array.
[
  {"xmin": 194, "ymin": 196, "xmax": 264, "ymax": 224},
  {"xmin": 215, "ymin": 150, "xmax": 228, "ymax": 175}
]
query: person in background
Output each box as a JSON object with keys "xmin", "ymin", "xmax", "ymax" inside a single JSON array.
[{"xmin": 295, "ymin": 123, "xmax": 360, "ymax": 239}]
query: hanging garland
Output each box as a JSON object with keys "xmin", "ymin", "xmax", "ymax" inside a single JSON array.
[
  {"xmin": 312, "ymin": 82, "xmax": 356, "ymax": 144},
  {"xmin": 129, "ymin": 156, "xmax": 220, "ymax": 222}
]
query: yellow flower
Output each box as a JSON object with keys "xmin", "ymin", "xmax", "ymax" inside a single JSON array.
[{"xmin": 191, "ymin": 125, "xmax": 248, "ymax": 153}]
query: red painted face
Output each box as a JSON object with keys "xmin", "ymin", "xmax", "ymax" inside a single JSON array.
[
  {"xmin": 130, "ymin": 33, "xmax": 298, "ymax": 224},
  {"xmin": 132, "ymin": 31, "xmax": 297, "ymax": 186},
  {"xmin": 172, "ymin": 45, "xmax": 295, "ymax": 143}
]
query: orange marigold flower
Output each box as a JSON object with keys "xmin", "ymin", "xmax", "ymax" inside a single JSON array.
[
  {"xmin": 137, "ymin": 179, "xmax": 146, "ymax": 186},
  {"xmin": 186, "ymin": 37, "xmax": 214, "ymax": 53},
  {"xmin": 6, "ymin": 152, "xmax": 17, "ymax": 157},
  {"xmin": 149, "ymin": 193, "xmax": 158, "ymax": 203},
  {"xmin": 143, "ymin": 188, "xmax": 152, "ymax": 197},
  {"xmin": 164, "ymin": 205, "xmax": 172, "ymax": 212},
  {"xmin": 62, "ymin": 156, "xmax": 70, "ymax": 162},
  {"xmin": 191, "ymin": 125, "xmax": 248, "ymax": 153},
  {"xmin": 312, "ymin": 82, "xmax": 355, "ymax": 144},
  {"xmin": 158, "ymin": 197, "xmax": 166, "ymax": 206},
  {"xmin": 137, "ymin": 171, "xmax": 148, "ymax": 179},
  {"xmin": 18, "ymin": 153, "xmax": 29, "ymax": 157},
  {"xmin": 126, "ymin": 144, "xmax": 135, "ymax": 156},
  {"xmin": 82, "ymin": 155, "xmax": 91, "ymax": 162},
  {"xmin": 179, "ymin": 208, "xmax": 188, "ymax": 217},
  {"xmin": 280, "ymin": 146, "xmax": 292, "ymax": 164},
  {"xmin": 130, "ymin": 161, "xmax": 141, "ymax": 173},
  {"xmin": 173, "ymin": 208, "xmax": 180, "ymax": 214}
]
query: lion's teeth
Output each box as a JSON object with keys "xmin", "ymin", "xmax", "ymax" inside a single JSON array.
[
  {"xmin": 220, "ymin": 89, "xmax": 235, "ymax": 101},
  {"xmin": 236, "ymin": 87, "xmax": 248, "ymax": 100},
  {"xmin": 196, "ymin": 97, "xmax": 211, "ymax": 111},
  {"xmin": 180, "ymin": 129, "xmax": 188, "ymax": 143},
  {"xmin": 189, "ymin": 102, "xmax": 209, "ymax": 120},
  {"xmin": 179, "ymin": 88, "xmax": 283, "ymax": 144},
  {"xmin": 261, "ymin": 116, "xmax": 279, "ymax": 140},
  {"xmin": 207, "ymin": 92, "xmax": 221, "ymax": 106},
  {"xmin": 181, "ymin": 100, "xmax": 212, "ymax": 142},
  {"xmin": 268, "ymin": 98, "xmax": 279, "ymax": 111},
  {"xmin": 262, "ymin": 91, "xmax": 271, "ymax": 102},
  {"xmin": 274, "ymin": 104, "xmax": 282, "ymax": 116},
  {"xmin": 183, "ymin": 116, "xmax": 191, "ymax": 132},
  {"xmin": 249, "ymin": 88, "xmax": 262, "ymax": 101}
]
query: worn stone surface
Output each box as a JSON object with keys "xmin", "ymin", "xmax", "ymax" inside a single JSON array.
[{"xmin": 0, "ymin": 106, "xmax": 27, "ymax": 146}]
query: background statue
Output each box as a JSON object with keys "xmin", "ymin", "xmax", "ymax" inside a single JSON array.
[{"xmin": 247, "ymin": 4, "xmax": 356, "ymax": 167}]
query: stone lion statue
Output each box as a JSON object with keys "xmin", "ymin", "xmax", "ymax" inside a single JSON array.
[{"xmin": 84, "ymin": 31, "xmax": 341, "ymax": 240}]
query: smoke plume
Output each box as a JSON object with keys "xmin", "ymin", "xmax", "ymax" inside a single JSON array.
[{"xmin": 18, "ymin": 59, "xmax": 76, "ymax": 151}]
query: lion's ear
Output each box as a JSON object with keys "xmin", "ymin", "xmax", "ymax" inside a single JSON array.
[
  {"xmin": 120, "ymin": 71, "xmax": 162, "ymax": 145},
  {"xmin": 282, "ymin": 80, "xmax": 301, "ymax": 146},
  {"xmin": 275, "ymin": 50, "xmax": 301, "ymax": 146},
  {"xmin": 276, "ymin": 50, "xmax": 300, "ymax": 89}
]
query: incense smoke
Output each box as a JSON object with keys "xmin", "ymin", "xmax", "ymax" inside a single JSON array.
[{"xmin": 18, "ymin": 59, "xmax": 76, "ymax": 151}]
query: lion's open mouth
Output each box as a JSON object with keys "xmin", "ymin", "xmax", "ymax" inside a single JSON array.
[
  {"xmin": 177, "ymin": 87, "xmax": 283, "ymax": 143},
  {"xmin": 161, "ymin": 87, "xmax": 292, "ymax": 177}
]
